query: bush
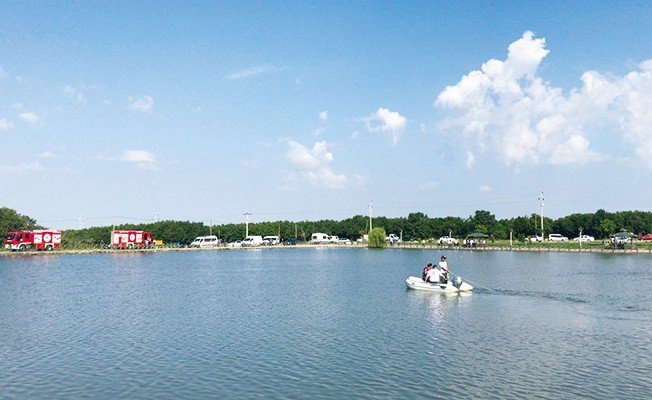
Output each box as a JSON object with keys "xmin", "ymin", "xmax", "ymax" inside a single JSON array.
[{"xmin": 368, "ymin": 227, "xmax": 386, "ymax": 249}]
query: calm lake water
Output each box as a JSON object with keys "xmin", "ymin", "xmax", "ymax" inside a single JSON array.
[{"xmin": 0, "ymin": 248, "xmax": 650, "ymax": 399}]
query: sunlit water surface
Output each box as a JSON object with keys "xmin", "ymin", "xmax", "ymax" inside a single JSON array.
[{"xmin": 1, "ymin": 249, "xmax": 650, "ymax": 399}]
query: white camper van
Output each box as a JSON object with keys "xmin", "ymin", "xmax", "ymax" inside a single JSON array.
[
  {"xmin": 241, "ymin": 235, "xmax": 264, "ymax": 247},
  {"xmin": 190, "ymin": 235, "xmax": 220, "ymax": 248},
  {"xmin": 311, "ymin": 233, "xmax": 330, "ymax": 244}
]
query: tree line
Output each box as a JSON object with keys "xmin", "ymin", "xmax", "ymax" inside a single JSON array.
[{"xmin": 2, "ymin": 207, "xmax": 652, "ymax": 248}]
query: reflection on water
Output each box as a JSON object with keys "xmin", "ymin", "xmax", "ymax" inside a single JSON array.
[{"xmin": 0, "ymin": 249, "xmax": 650, "ymax": 399}]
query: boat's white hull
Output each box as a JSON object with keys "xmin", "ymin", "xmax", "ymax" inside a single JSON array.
[{"xmin": 405, "ymin": 276, "xmax": 473, "ymax": 293}]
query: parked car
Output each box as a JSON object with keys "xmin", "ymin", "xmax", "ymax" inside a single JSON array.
[
  {"xmin": 262, "ymin": 236, "xmax": 280, "ymax": 245},
  {"xmin": 527, "ymin": 235, "xmax": 543, "ymax": 243},
  {"xmin": 386, "ymin": 234, "xmax": 401, "ymax": 243},
  {"xmin": 640, "ymin": 233, "xmax": 652, "ymax": 241},
  {"xmin": 227, "ymin": 240, "xmax": 242, "ymax": 248},
  {"xmin": 282, "ymin": 238, "xmax": 303, "ymax": 246},
  {"xmin": 548, "ymin": 234, "xmax": 569, "ymax": 242},
  {"xmin": 573, "ymin": 235, "xmax": 595, "ymax": 242},
  {"xmin": 438, "ymin": 236, "xmax": 459, "ymax": 245}
]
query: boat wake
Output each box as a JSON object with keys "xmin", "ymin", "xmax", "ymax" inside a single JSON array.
[{"xmin": 474, "ymin": 287, "xmax": 589, "ymax": 305}]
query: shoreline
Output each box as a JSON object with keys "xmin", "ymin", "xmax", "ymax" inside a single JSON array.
[{"xmin": 1, "ymin": 242, "xmax": 651, "ymax": 257}]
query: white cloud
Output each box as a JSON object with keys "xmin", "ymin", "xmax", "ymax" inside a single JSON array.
[
  {"xmin": 319, "ymin": 111, "xmax": 328, "ymax": 121},
  {"xmin": 286, "ymin": 140, "xmax": 347, "ymax": 189},
  {"xmin": 366, "ymin": 107, "xmax": 407, "ymax": 144},
  {"xmin": 18, "ymin": 112, "xmax": 39, "ymax": 125},
  {"xmin": 436, "ymin": 31, "xmax": 652, "ymax": 168},
  {"xmin": 0, "ymin": 119, "xmax": 12, "ymax": 131},
  {"xmin": 465, "ymin": 151, "xmax": 475, "ymax": 169},
  {"xmin": 119, "ymin": 150, "xmax": 157, "ymax": 170},
  {"xmin": 419, "ymin": 181, "xmax": 440, "ymax": 191},
  {"xmin": 479, "ymin": 185, "xmax": 493, "ymax": 192},
  {"xmin": 0, "ymin": 161, "xmax": 44, "ymax": 175},
  {"xmin": 224, "ymin": 65, "xmax": 285, "ymax": 80},
  {"xmin": 38, "ymin": 151, "xmax": 57, "ymax": 158},
  {"xmin": 63, "ymin": 85, "xmax": 85, "ymax": 103},
  {"xmin": 129, "ymin": 96, "xmax": 153, "ymax": 112}
]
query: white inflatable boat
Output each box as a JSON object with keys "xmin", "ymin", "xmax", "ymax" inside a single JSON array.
[{"xmin": 405, "ymin": 276, "xmax": 473, "ymax": 293}]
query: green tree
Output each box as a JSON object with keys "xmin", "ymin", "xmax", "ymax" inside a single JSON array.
[
  {"xmin": 0, "ymin": 207, "xmax": 41, "ymax": 245},
  {"xmin": 600, "ymin": 219, "xmax": 616, "ymax": 238},
  {"xmin": 368, "ymin": 227, "xmax": 386, "ymax": 249}
]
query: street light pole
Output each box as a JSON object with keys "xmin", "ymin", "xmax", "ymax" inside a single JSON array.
[
  {"xmin": 368, "ymin": 200, "xmax": 373, "ymax": 233},
  {"xmin": 243, "ymin": 213, "xmax": 251, "ymax": 237},
  {"xmin": 538, "ymin": 189, "xmax": 545, "ymax": 240}
]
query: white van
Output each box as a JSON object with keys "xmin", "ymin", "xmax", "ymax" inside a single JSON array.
[
  {"xmin": 190, "ymin": 235, "xmax": 220, "ymax": 248},
  {"xmin": 263, "ymin": 236, "xmax": 280, "ymax": 245},
  {"xmin": 311, "ymin": 233, "xmax": 329, "ymax": 243},
  {"xmin": 241, "ymin": 235, "xmax": 264, "ymax": 247},
  {"xmin": 328, "ymin": 235, "xmax": 339, "ymax": 243}
]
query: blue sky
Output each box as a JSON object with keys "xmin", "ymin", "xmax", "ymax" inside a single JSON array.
[{"xmin": 1, "ymin": 1, "xmax": 652, "ymax": 229}]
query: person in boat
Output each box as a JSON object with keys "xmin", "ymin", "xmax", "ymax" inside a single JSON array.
[
  {"xmin": 438, "ymin": 255, "xmax": 450, "ymax": 284},
  {"xmin": 422, "ymin": 263, "xmax": 433, "ymax": 281},
  {"xmin": 425, "ymin": 265, "xmax": 443, "ymax": 283}
]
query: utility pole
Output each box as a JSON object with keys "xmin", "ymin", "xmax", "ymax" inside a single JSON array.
[
  {"xmin": 243, "ymin": 212, "xmax": 251, "ymax": 237},
  {"xmin": 368, "ymin": 199, "xmax": 373, "ymax": 233},
  {"xmin": 538, "ymin": 189, "xmax": 545, "ymax": 240}
]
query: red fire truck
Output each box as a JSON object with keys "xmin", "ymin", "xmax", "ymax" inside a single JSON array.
[
  {"xmin": 4, "ymin": 230, "xmax": 62, "ymax": 251},
  {"xmin": 111, "ymin": 230, "xmax": 156, "ymax": 249}
]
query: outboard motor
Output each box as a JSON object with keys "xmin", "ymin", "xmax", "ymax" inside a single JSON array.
[{"xmin": 453, "ymin": 276, "xmax": 463, "ymax": 289}]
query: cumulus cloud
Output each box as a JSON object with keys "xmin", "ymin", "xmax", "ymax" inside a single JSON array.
[
  {"xmin": 479, "ymin": 185, "xmax": 493, "ymax": 192},
  {"xmin": 434, "ymin": 31, "xmax": 652, "ymax": 167},
  {"xmin": 18, "ymin": 112, "xmax": 39, "ymax": 125},
  {"xmin": 224, "ymin": 65, "xmax": 285, "ymax": 80},
  {"xmin": 120, "ymin": 150, "xmax": 157, "ymax": 170},
  {"xmin": 0, "ymin": 119, "xmax": 12, "ymax": 131},
  {"xmin": 285, "ymin": 140, "xmax": 347, "ymax": 189},
  {"xmin": 129, "ymin": 96, "xmax": 153, "ymax": 112},
  {"xmin": 319, "ymin": 111, "xmax": 328, "ymax": 121},
  {"xmin": 366, "ymin": 107, "xmax": 407, "ymax": 144}
]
